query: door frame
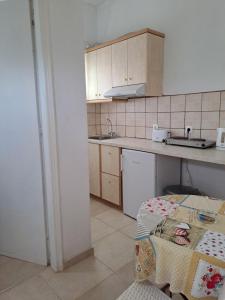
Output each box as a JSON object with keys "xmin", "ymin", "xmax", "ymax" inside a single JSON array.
[{"xmin": 32, "ymin": 0, "xmax": 64, "ymax": 272}]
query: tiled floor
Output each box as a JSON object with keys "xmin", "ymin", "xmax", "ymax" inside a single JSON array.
[{"xmin": 0, "ymin": 198, "xmax": 182, "ymax": 300}]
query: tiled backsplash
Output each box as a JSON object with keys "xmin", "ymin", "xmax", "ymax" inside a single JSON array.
[{"xmin": 87, "ymin": 91, "xmax": 225, "ymax": 140}]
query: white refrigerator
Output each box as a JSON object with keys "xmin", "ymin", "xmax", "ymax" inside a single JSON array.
[{"xmin": 122, "ymin": 149, "xmax": 181, "ymax": 219}]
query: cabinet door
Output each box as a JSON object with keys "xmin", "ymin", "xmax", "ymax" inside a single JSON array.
[
  {"xmin": 88, "ymin": 143, "xmax": 101, "ymax": 197},
  {"xmin": 85, "ymin": 51, "xmax": 98, "ymax": 100},
  {"xmin": 101, "ymin": 145, "xmax": 120, "ymax": 176},
  {"xmin": 112, "ymin": 40, "xmax": 128, "ymax": 87},
  {"xmin": 127, "ymin": 34, "xmax": 148, "ymax": 85},
  {"xmin": 97, "ymin": 46, "xmax": 112, "ymax": 99},
  {"xmin": 102, "ymin": 173, "xmax": 120, "ymax": 206}
]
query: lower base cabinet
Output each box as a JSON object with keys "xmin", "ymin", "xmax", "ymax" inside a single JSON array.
[
  {"xmin": 101, "ymin": 173, "xmax": 121, "ymax": 206},
  {"xmin": 89, "ymin": 142, "xmax": 122, "ymax": 207},
  {"xmin": 88, "ymin": 143, "xmax": 101, "ymax": 197}
]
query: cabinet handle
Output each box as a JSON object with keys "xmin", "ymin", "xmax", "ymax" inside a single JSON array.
[
  {"xmin": 129, "ymin": 77, "xmax": 132, "ymax": 80},
  {"xmin": 124, "ymin": 78, "xmax": 128, "ymax": 81},
  {"xmin": 108, "ymin": 152, "xmax": 112, "ymax": 155},
  {"xmin": 95, "ymin": 94, "xmax": 98, "ymax": 96},
  {"xmin": 99, "ymin": 94, "xmax": 101, "ymax": 96}
]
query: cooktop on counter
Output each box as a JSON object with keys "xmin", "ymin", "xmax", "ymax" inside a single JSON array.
[{"xmin": 165, "ymin": 137, "xmax": 216, "ymax": 149}]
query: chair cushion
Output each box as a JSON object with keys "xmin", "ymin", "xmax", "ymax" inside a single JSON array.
[{"xmin": 117, "ymin": 281, "xmax": 171, "ymax": 300}]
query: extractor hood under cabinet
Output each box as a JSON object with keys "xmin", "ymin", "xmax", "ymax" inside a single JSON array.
[{"xmin": 85, "ymin": 28, "xmax": 165, "ymax": 103}]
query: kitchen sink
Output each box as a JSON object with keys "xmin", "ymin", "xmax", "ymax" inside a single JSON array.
[{"xmin": 88, "ymin": 135, "xmax": 117, "ymax": 140}]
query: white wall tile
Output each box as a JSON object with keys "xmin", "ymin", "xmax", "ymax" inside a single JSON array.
[
  {"xmin": 126, "ymin": 100, "xmax": 135, "ymax": 112},
  {"xmin": 171, "ymin": 95, "xmax": 185, "ymax": 112},
  {"xmin": 220, "ymin": 111, "xmax": 225, "ymax": 127},
  {"xmin": 185, "ymin": 112, "xmax": 201, "ymax": 129},
  {"xmin": 202, "ymin": 111, "xmax": 220, "ymax": 129},
  {"xmin": 116, "ymin": 102, "xmax": 126, "ymax": 113},
  {"xmin": 135, "ymin": 113, "xmax": 145, "ymax": 127},
  {"xmin": 202, "ymin": 92, "xmax": 220, "ymax": 111},
  {"xmin": 171, "ymin": 112, "xmax": 185, "ymax": 128},
  {"xmin": 201, "ymin": 130, "xmax": 217, "ymax": 140},
  {"xmin": 126, "ymin": 126, "xmax": 135, "ymax": 138},
  {"xmin": 135, "ymin": 127, "xmax": 146, "ymax": 138},
  {"xmin": 116, "ymin": 113, "xmax": 125, "ymax": 126},
  {"xmin": 186, "ymin": 94, "xmax": 202, "ymax": 111},
  {"xmin": 158, "ymin": 112, "xmax": 170, "ymax": 128},
  {"xmin": 125, "ymin": 113, "xmax": 135, "ymax": 126},
  {"xmin": 146, "ymin": 97, "xmax": 157, "ymax": 112},
  {"xmin": 158, "ymin": 96, "xmax": 170, "ymax": 112},
  {"xmin": 134, "ymin": 98, "xmax": 146, "ymax": 112},
  {"xmin": 146, "ymin": 113, "xmax": 157, "ymax": 127}
]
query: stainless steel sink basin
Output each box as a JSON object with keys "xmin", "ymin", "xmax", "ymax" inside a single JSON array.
[{"xmin": 88, "ymin": 135, "xmax": 117, "ymax": 140}]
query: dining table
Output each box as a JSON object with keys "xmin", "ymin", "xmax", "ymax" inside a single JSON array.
[{"xmin": 135, "ymin": 194, "xmax": 225, "ymax": 300}]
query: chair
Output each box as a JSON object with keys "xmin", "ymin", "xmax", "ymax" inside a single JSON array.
[{"xmin": 117, "ymin": 281, "xmax": 171, "ymax": 300}]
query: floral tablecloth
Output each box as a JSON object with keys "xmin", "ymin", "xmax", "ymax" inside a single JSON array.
[{"xmin": 135, "ymin": 195, "xmax": 225, "ymax": 300}]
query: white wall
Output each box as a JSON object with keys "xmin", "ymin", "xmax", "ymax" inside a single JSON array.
[
  {"xmin": 39, "ymin": 0, "xmax": 91, "ymax": 263},
  {"xmin": 83, "ymin": 3, "xmax": 97, "ymax": 48},
  {"xmin": 0, "ymin": 0, "xmax": 47, "ymax": 265},
  {"xmin": 96, "ymin": 0, "xmax": 225, "ymax": 94}
]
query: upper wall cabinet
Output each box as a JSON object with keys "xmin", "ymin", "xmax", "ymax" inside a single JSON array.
[
  {"xmin": 85, "ymin": 46, "xmax": 112, "ymax": 102},
  {"xmin": 85, "ymin": 51, "xmax": 97, "ymax": 101},
  {"xmin": 85, "ymin": 28, "xmax": 165, "ymax": 103}
]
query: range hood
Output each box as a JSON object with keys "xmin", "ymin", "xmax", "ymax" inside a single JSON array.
[{"xmin": 104, "ymin": 84, "xmax": 145, "ymax": 99}]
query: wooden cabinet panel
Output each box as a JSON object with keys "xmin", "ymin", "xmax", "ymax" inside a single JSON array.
[
  {"xmin": 88, "ymin": 143, "xmax": 101, "ymax": 197},
  {"xmin": 97, "ymin": 46, "xmax": 112, "ymax": 99},
  {"xmin": 112, "ymin": 40, "xmax": 128, "ymax": 87},
  {"xmin": 102, "ymin": 173, "xmax": 120, "ymax": 205},
  {"xmin": 128, "ymin": 34, "xmax": 148, "ymax": 85},
  {"xmin": 85, "ymin": 52, "xmax": 98, "ymax": 101},
  {"xmin": 101, "ymin": 145, "xmax": 120, "ymax": 176}
]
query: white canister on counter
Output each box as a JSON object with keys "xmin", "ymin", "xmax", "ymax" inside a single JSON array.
[{"xmin": 216, "ymin": 128, "xmax": 225, "ymax": 149}]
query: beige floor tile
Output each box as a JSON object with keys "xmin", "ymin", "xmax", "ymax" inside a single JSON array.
[
  {"xmin": 119, "ymin": 222, "xmax": 137, "ymax": 239},
  {"xmin": 0, "ymin": 293, "xmax": 11, "ymax": 300},
  {"xmin": 91, "ymin": 218, "xmax": 116, "ymax": 243},
  {"xmin": 76, "ymin": 262, "xmax": 135, "ymax": 300},
  {"xmin": 40, "ymin": 256, "xmax": 112, "ymax": 300},
  {"xmin": 3, "ymin": 276, "xmax": 59, "ymax": 300},
  {"xmin": 94, "ymin": 232, "xmax": 135, "ymax": 272},
  {"xmin": 90, "ymin": 199, "xmax": 111, "ymax": 217},
  {"xmin": 0, "ymin": 259, "xmax": 45, "ymax": 293},
  {"xmin": 95, "ymin": 210, "xmax": 134, "ymax": 230},
  {"xmin": 0, "ymin": 256, "xmax": 12, "ymax": 266}
]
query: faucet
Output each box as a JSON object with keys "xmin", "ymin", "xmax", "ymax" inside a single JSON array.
[{"xmin": 106, "ymin": 118, "xmax": 116, "ymax": 137}]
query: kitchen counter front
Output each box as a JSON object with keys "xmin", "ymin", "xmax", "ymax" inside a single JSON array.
[{"xmin": 88, "ymin": 137, "xmax": 225, "ymax": 166}]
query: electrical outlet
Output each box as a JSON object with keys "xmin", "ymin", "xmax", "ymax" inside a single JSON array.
[{"xmin": 185, "ymin": 126, "xmax": 193, "ymax": 137}]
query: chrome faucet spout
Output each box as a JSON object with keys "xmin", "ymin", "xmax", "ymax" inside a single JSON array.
[{"xmin": 106, "ymin": 118, "xmax": 115, "ymax": 137}]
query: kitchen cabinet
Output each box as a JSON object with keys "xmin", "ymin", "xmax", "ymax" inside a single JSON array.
[
  {"xmin": 101, "ymin": 173, "xmax": 120, "ymax": 206},
  {"xmin": 85, "ymin": 46, "xmax": 112, "ymax": 102},
  {"xmin": 97, "ymin": 46, "xmax": 112, "ymax": 99},
  {"xmin": 88, "ymin": 143, "xmax": 101, "ymax": 197},
  {"xmin": 112, "ymin": 40, "xmax": 128, "ymax": 87},
  {"xmin": 88, "ymin": 143, "xmax": 122, "ymax": 207},
  {"xmin": 101, "ymin": 145, "xmax": 120, "ymax": 176},
  {"xmin": 101, "ymin": 145, "xmax": 121, "ymax": 206},
  {"xmin": 127, "ymin": 34, "xmax": 147, "ymax": 85},
  {"xmin": 85, "ymin": 51, "xmax": 97, "ymax": 101},
  {"xmin": 85, "ymin": 28, "xmax": 165, "ymax": 101}
]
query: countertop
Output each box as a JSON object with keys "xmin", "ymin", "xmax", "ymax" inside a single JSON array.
[{"xmin": 88, "ymin": 137, "xmax": 225, "ymax": 166}]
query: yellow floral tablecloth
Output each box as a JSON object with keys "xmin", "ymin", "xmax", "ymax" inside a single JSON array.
[{"xmin": 135, "ymin": 195, "xmax": 225, "ymax": 300}]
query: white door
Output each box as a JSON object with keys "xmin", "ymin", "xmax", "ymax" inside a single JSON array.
[
  {"xmin": 0, "ymin": 0, "xmax": 47, "ymax": 265},
  {"xmin": 122, "ymin": 149, "xmax": 156, "ymax": 219}
]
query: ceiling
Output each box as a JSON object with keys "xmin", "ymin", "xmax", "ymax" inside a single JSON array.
[{"xmin": 83, "ymin": 0, "xmax": 106, "ymax": 6}]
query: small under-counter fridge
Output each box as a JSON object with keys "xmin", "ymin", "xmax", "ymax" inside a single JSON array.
[{"xmin": 122, "ymin": 149, "xmax": 181, "ymax": 219}]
